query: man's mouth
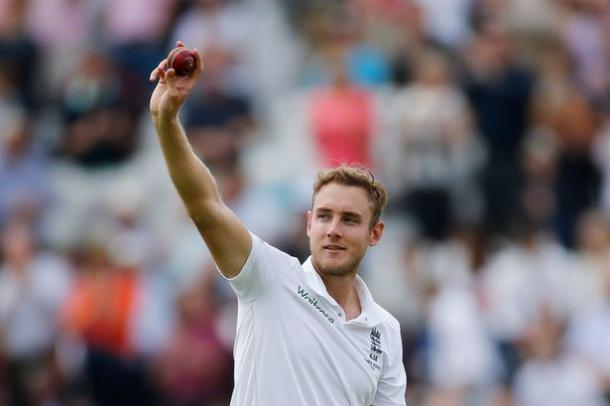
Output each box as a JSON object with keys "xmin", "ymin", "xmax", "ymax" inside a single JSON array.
[{"xmin": 323, "ymin": 244, "xmax": 346, "ymax": 251}]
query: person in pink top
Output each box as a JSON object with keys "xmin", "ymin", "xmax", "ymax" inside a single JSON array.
[{"xmin": 309, "ymin": 46, "xmax": 374, "ymax": 168}]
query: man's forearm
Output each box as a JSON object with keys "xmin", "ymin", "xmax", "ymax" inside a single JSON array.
[
  {"xmin": 148, "ymin": 44, "xmax": 252, "ymax": 278},
  {"xmin": 154, "ymin": 115, "xmax": 222, "ymax": 220}
]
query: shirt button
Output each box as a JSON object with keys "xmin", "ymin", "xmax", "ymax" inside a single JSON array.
[{"xmin": 337, "ymin": 313, "xmax": 342, "ymax": 317}]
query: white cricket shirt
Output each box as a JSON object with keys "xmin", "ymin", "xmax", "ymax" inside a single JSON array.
[{"xmin": 224, "ymin": 233, "xmax": 407, "ymax": 406}]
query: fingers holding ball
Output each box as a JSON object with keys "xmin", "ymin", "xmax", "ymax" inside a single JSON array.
[{"xmin": 167, "ymin": 47, "xmax": 198, "ymax": 77}]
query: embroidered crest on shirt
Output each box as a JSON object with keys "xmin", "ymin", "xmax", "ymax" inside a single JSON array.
[{"xmin": 366, "ymin": 327, "xmax": 383, "ymax": 371}]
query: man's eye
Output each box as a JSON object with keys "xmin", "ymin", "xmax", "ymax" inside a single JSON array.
[{"xmin": 317, "ymin": 213, "xmax": 330, "ymax": 219}]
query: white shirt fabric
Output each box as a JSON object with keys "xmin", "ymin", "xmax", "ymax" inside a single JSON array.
[{"xmin": 224, "ymin": 233, "xmax": 407, "ymax": 406}]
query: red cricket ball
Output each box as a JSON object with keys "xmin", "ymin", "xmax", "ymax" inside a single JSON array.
[{"xmin": 167, "ymin": 48, "xmax": 197, "ymax": 77}]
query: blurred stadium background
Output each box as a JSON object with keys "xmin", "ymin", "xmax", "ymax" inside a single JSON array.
[{"xmin": 1, "ymin": 0, "xmax": 610, "ymax": 405}]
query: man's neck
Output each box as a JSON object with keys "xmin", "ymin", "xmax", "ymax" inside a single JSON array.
[{"xmin": 317, "ymin": 271, "xmax": 362, "ymax": 321}]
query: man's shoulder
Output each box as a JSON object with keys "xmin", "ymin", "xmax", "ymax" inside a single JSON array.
[
  {"xmin": 252, "ymin": 233, "xmax": 304, "ymax": 276},
  {"xmin": 227, "ymin": 233, "xmax": 303, "ymax": 302}
]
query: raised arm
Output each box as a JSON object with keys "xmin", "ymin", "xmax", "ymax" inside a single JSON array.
[{"xmin": 149, "ymin": 42, "xmax": 251, "ymax": 278}]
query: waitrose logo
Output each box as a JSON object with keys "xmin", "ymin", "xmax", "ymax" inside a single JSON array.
[{"xmin": 297, "ymin": 286, "xmax": 335, "ymax": 324}]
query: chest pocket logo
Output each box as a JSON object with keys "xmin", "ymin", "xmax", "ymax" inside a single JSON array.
[
  {"xmin": 366, "ymin": 327, "xmax": 383, "ymax": 371},
  {"xmin": 369, "ymin": 328, "xmax": 383, "ymax": 361}
]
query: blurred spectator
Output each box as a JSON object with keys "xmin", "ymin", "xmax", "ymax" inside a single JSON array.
[
  {"xmin": 513, "ymin": 305, "xmax": 607, "ymax": 406},
  {"xmin": 388, "ymin": 49, "xmax": 484, "ymax": 240},
  {"xmin": 567, "ymin": 209, "xmax": 610, "ymax": 317},
  {"xmin": 102, "ymin": 186, "xmax": 177, "ymax": 358},
  {"xmin": 58, "ymin": 198, "xmax": 177, "ymax": 404},
  {"xmin": 483, "ymin": 0, "xmax": 559, "ymax": 71},
  {"xmin": 153, "ymin": 269, "xmax": 233, "ymax": 406},
  {"xmin": 412, "ymin": 0, "xmax": 474, "ymax": 48},
  {"xmin": 481, "ymin": 221, "xmax": 571, "ymax": 388},
  {"xmin": 531, "ymin": 45, "xmax": 602, "ymax": 246},
  {"xmin": 0, "ymin": 108, "xmax": 51, "ymax": 226},
  {"xmin": 300, "ymin": 5, "xmax": 391, "ymax": 87},
  {"xmin": 347, "ymin": 0, "xmax": 421, "ymax": 54},
  {"xmin": 61, "ymin": 243, "xmax": 137, "ymax": 358},
  {"xmin": 382, "ymin": 2, "xmax": 428, "ymax": 87},
  {"xmin": 558, "ymin": 0, "xmax": 610, "ymax": 104},
  {"xmin": 308, "ymin": 54, "xmax": 375, "ymax": 168},
  {"xmin": 60, "ymin": 237, "xmax": 156, "ymax": 405},
  {"xmin": 568, "ymin": 225, "xmax": 610, "ymax": 400},
  {"xmin": 396, "ymin": 224, "xmax": 492, "ymax": 404},
  {"xmin": 56, "ymin": 50, "xmax": 139, "ymax": 168},
  {"xmin": 23, "ymin": 0, "xmax": 94, "ymax": 100},
  {"xmin": 424, "ymin": 283, "xmax": 501, "ymax": 405},
  {"xmin": 0, "ymin": 0, "xmax": 40, "ymax": 110},
  {"xmin": 0, "ymin": 218, "xmax": 73, "ymax": 405},
  {"xmin": 463, "ymin": 18, "xmax": 534, "ymax": 237}
]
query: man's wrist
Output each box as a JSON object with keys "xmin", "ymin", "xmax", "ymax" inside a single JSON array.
[{"xmin": 154, "ymin": 113, "xmax": 181, "ymax": 132}]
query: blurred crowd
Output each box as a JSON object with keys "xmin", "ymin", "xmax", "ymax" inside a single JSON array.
[{"xmin": 1, "ymin": 0, "xmax": 610, "ymax": 405}]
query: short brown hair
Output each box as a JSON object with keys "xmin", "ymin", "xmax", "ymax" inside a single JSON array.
[{"xmin": 313, "ymin": 165, "xmax": 388, "ymax": 227}]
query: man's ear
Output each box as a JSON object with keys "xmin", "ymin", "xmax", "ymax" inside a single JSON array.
[
  {"xmin": 369, "ymin": 220, "xmax": 384, "ymax": 247},
  {"xmin": 306, "ymin": 210, "xmax": 312, "ymax": 237}
]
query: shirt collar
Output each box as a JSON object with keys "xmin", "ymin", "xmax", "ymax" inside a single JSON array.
[{"xmin": 302, "ymin": 257, "xmax": 383, "ymax": 327}]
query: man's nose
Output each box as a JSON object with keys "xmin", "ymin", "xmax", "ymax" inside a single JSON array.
[{"xmin": 326, "ymin": 218, "xmax": 342, "ymax": 238}]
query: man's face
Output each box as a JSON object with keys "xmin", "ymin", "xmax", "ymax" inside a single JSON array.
[{"xmin": 307, "ymin": 183, "xmax": 383, "ymax": 277}]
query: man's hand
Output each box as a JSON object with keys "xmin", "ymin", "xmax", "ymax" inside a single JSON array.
[{"xmin": 149, "ymin": 41, "xmax": 203, "ymax": 123}]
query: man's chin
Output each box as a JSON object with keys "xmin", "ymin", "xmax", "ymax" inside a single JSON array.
[{"xmin": 317, "ymin": 258, "xmax": 353, "ymax": 277}]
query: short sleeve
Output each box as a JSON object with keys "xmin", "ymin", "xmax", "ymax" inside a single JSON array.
[
  {"xmin": 373, "ymin": 325, "xmax": 407, "ymax": 406},
  {"xmin": 223, "ymin": 233, "xmax": 294, "ymax": 303}
]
